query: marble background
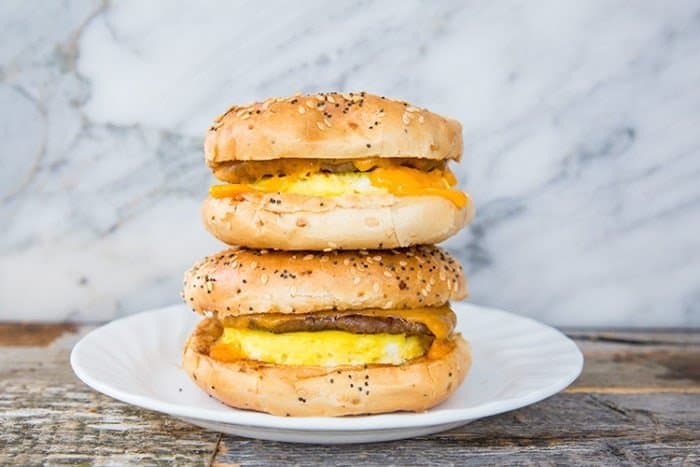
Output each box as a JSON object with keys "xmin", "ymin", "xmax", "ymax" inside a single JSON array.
[{"xmin": 1, "ymin": 0, "xmax": 699, "ymax": 326}]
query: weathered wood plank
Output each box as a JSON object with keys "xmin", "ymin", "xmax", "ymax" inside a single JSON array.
[
  {"xmin": 0, "ymin": 325, "xmax": 219, "ymax": 466},
  {"xmin": 570, "ymin": 338, "xmax": 700, "ymax": 393},
  {"xmin": 567, "ymin": 329, "xmax": 700, "ymax": 345},
  {"xmin": 213, "ymin": 392, "xmax": 700, "ymax": 466},
  {"xmin": 0, "ymin": 322, "xmax": 78, "ymax": 346},
  {"xmin": 0, "ymin": 324, "xmax": 698, "ymax": 466},
  {"xmin": 216, "ymin": 438, "xmax": 699, "ymax": 466}
]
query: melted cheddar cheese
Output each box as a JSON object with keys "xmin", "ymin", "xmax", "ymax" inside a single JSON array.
[
  {"xmin": 210, "ymin": 166, "xmax": 469, "ymax": 208},
  {"xmin": 209, "ymin": 306, "xmax": 457, "ymax": 366}
]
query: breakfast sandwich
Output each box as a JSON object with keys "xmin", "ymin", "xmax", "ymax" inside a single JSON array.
[
  {"xmin": 182, "ymin": 246, "xmax": 470, "ymax": 416},
  {"xmin": 203, "ymin": 92, "xmax": 475, "ymax": 250}
]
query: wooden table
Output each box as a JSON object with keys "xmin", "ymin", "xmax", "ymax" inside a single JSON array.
[{"xmin": 1, "ymin": 324, "xmax": 698, "ymax": 466}]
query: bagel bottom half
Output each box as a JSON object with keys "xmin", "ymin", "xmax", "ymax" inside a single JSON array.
[
  {"xmin": 182, "ymin": 318, "xmax": 471, "ymax": 417},
  {"xmin": 202, "ymin": 193, "xmax": 474, "ymax": 250}
]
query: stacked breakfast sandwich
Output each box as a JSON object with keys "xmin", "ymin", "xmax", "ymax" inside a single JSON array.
[{"xmin": 182, "ymin": 92, "xmax": 475, "ymax": 416}]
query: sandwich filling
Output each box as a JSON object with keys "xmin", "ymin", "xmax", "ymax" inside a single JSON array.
[
  {"xmin": 208, "ymin": 305, "xmax": 456, "ymax": 366},
  {"xmin": 209, "ymin": 158, "xmax": 469, "ymax": 208}
]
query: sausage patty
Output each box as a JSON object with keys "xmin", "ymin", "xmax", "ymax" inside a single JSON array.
[{"xmin": 221, "ymin": 313, "xmax": 432, "ymax": 336}]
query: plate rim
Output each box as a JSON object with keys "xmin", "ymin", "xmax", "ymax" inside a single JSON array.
[{"xmin": 71, "ymin": 302, "xmax": 583, "ymax": 431}]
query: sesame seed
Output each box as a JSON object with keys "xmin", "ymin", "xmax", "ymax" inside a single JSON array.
[
  {"xmin": 406, "ymin": 106, "xmax": 419, "ymax": 112},
  {"xmin": 373, "ymin": 256, "xmax": 382, "ymax": 261},
  {"xmin": 353, "ymin": 277, "xmax": 361, "ymax": 285},
  {"xmin": 261, "ymin": 274, "xmax": 268, "ymax": 285},
  {"xmin": 250, "ymin": 261, "xmax": 257, "ymax": 270},
  {"xmin": 303, "ymin": 254, "xmax": 314, "ymax": 261},
  {"xmin": 373, "ymin": 283, "xmax": 380, "ymax": 292},
  {"xmin": 383, "ymin": 271, "xmax": 392, "ymax": 278},
  {"xmin": 306, "ymin": 100, "xmax": 315, "ymax": 108},
  {"xmin": 418, "ymin": 115, "xmax": 425, "ymax": 124},
  {"xmin": 402, "ymin": 113, "xmax": 411, "ymax": 125},
  {"xmin": 298, "ymin": 106, "xmax": 306, "ymax": 114},
  {"xmin": 316, "ymin": 121, "xmax": 326, "ymax": 131}
]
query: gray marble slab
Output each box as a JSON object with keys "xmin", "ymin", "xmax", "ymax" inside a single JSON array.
[{"xmin": 1, "ymin": 1, "xmax": 699, "ymax": 325}]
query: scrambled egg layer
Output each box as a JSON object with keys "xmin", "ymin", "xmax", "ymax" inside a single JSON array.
[
  {"xmin": 258, "ymin": 172, "xmax": 385, "ymax": 197},
  {"xmin": 209, "ymin": 167, "xmax": 469, "ymax": 208},
  {"xmin": 212, "ymin": 328, "xmax": 431, "ymax": 366}
]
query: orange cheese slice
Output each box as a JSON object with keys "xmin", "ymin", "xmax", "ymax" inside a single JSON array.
[{"xmin": 210, "ymin": 167, "xmax": 469, "ymax": 208}]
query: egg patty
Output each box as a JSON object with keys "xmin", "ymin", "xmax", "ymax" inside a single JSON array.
[
  {"xmin": 211, "ymin": 328, "xmax": 432, "ymax": 366},
  {"xmin": 257, "ymin": 172, "xmax": 386, "ymax": 197},
  {"xmin": 207, "ymin": 308, "xmax": 456, "ymax": 367},
  {"xmin": 209, "ymin": 166, "xmax": 468, "ymax": 207}
]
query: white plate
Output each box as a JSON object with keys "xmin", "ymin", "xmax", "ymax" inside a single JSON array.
[{"xmin": 71, "ymin": 303, "xmax": 582, "ymax": 444}]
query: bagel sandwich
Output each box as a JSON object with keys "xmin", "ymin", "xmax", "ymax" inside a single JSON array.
[
  {"xmin": 203, "ymin": 92, "xmax": 475, "ymax": 250},
  {"xmin": 181, "ymin": 246, "xmax": 471, "ymax": 416}
]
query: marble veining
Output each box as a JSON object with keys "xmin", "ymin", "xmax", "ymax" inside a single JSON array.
[{"xmin": 1, "ymin": 0, "xmax": 699, "ymax": 325}]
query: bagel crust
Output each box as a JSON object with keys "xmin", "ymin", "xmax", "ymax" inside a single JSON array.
[
  {"xmin": 202, "ymin": 192, "xmax": 474, "ymax": 250},
  {"xmin": 183, "ymin": 246, "xmax": 467, "ymax": 317},
  {"xmin": 182, "ymin": 317, "xmax": 471, "ymax": 416},
  {"xmin": 205, "ymin": 92, "xmax": 463, "ymax": 170}
]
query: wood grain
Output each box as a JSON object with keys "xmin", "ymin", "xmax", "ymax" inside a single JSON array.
[
  {"xmin": 570, "ymin": 332, "xmax": 700, "ymax": 394},
  {"xmin": 0, "ymin": 325, "xmax": 698, "ymax": 466},
  {"xmin": 0, "ymin": 325, "xmax": 219, "ymax": 465},
  {"xmin": 0, "ymin": 322, "xmax": 77, "ymax": 346}
]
